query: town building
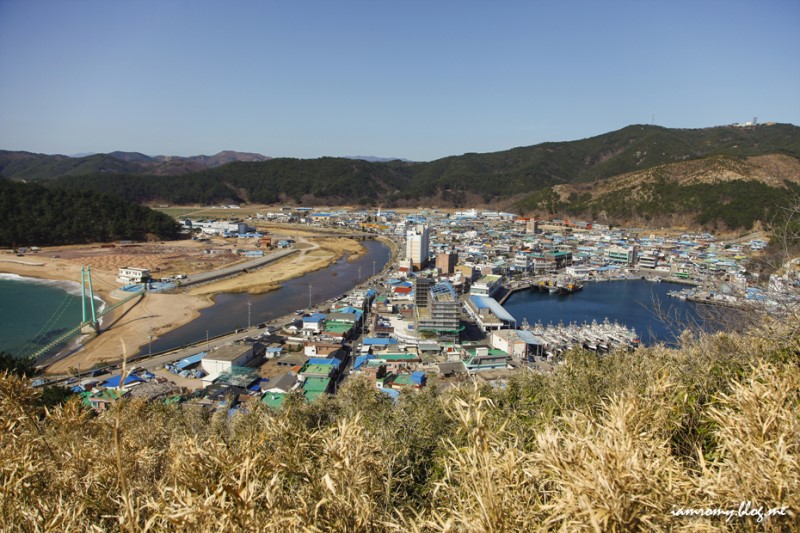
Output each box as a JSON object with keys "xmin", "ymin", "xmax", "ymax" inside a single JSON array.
[
  {"xmin": 406, "ymin": 224, "xmax": 430, "ymax": 270},
  {"xmin": 435, "ymin": 252, "xmax": 458, "ymax": 275},
  {"xmin": 201, "ymin": 343, "xmax": 265, "ymax": 379},
  {"xmin": 463, "ymin": 346, "xmax": 509, "ymax": 373},
  {"xmin": 116, "ymin": 267, "xmax": 151, "ymax": 284},
  {"xmin": 605, "ymin": 245, "xmax": 638, "ymax": 266},
  {"xmin": 490, "ymin": 329, "xmax": 546, "ymax": 361},
  {"xmin": 465, "ymin": 295, "xmax": 517, "ymax": 332},
  {"xmin": 415, "ymin": 280, "xmax": 460, "ymax": 342},
  {"xmin": 469, "ymin": 274, "xmax": 504, "ymax": 298}
]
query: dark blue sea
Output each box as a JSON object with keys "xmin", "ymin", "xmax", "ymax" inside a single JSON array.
[{"xmin": 502, "ymin": 279, "xmax": 730, "ymax": 346}]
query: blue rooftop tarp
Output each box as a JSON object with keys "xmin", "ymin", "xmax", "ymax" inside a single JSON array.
[
  {"xmin": 353, "ymin": 354, "xmax": 375, "ymax": 370},
  {"xmin": 469, "ymin": 295, "xmax": 517, "ymax": 323},
  {"xmin": 363, "ymin": 338, "xmax": 398, "ymax": 346},
  {"xmin": 146, "ymin": 281, "xmax": 177, "ymax": 292},
  {"xmin": 517, "ymin": 330, "xmax": 546, "ymax": 345},
  {"xmin": 176, "ymin": 351, "xmax": 207, "ymax": 371},
  {"xmin": 335, "ymin": 306, "xmax": 364, "ymax": 320},
  {"xmin": 379, "ymin": 387, "xmax": 400, "ymax": 400},
  {"xmin": 304, "ymin": 313, "xmax": 326, "ymax": 323},
  {"xmin": 102, "ymin": 374, "xmax": 145, "ymax": 388},
  {"xmin": 307, "ymin": 357, "xmax": 343, "ymax": 369}
]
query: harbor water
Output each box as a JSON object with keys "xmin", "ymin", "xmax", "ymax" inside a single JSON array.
[
  {"xmin": 502, "ymin": 279, "xmax": 731, "ymax": 346},
  {"xmin": 2, "ymin": 247, "xmax": 730, "ymax": 361}
]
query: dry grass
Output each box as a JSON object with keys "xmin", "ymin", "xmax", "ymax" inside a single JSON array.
[{"xmin": 1, "ymin": 313, "xmax": 799, "ymax": 531}]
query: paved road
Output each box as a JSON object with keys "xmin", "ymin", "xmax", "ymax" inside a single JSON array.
[{"xmin": 178, "ymin": 247, "xmax": 299, "ymax": 287}]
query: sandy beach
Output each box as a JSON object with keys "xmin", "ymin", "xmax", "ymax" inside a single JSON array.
[
  {"xmin": 1, "ymin": 254, "xmax": 211, "ymax": 374},
  {"xmin": 1, "ymin": 234, "xmax": 367, "ymax": 375}
]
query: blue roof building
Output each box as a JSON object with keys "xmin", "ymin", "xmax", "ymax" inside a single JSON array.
[
  {"xmin": 175, "ymin": 351, "xmax": 207, "ymax": 371},
  {"xmin": 102, "ymin": 374, "xmax": 146, "ymax": 389}
]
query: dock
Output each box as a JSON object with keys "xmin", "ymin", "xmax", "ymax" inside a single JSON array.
[
  {"xmin": 523, "ymin": 318, "xmax": 640, "ymax": 359},
  {"xmin": 498, "ymin": 276, "xmax": 583, "ymax": 304}
]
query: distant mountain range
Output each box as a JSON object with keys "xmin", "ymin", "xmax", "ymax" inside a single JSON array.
[
  {"xmin": 0, "ymin": 150, "xmax": 271, "ymax": 180},
  {"xmin": 3, "ymin": 123, "xmax": 799, "ymax": 229}
]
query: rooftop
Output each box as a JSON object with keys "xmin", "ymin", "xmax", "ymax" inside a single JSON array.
[{"xmin": 207, "ymin": 345, "xmax": 253, "ymax": 362}]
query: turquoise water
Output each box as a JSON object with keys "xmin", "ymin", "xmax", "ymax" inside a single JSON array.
[{"xmin": 0, "ymin": 274, "xmax": 84, "ymax": 358}]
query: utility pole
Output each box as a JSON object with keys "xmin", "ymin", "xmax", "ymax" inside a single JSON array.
[
  {"xmin": 358, "ymin": 265, "xmax": 362, "ymax": 282},
  {"xmin": 206, "ymin": 330, "xmax": 210, "ymax": 352},
  {"xmin": 373, "ymin": 260, "xmax": 376, "ymax": 277},
  {"xmin": 247, "ymin": 300, "xmax": 252, "ymax": 329},
  {"xmin": 308, "ymin": 284, "xmax": 313, "ymax": 309}
]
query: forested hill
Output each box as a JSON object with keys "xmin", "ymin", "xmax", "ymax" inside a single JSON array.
[
  {"xmin": 49, "ymin": 157, "xmax": 412, "ymax": 206},
  {"xmin": 0, "ymin": 180, "xmax": 182, "ymax": 247},
  {"xmin": 4, "ymin": 123, "xmax": 800, "ymax": 228},
  {"xmin": 0, "ymin": 150, "xmax": 271, "ymax": 180},
  {"xmin": 35, "ymin": 123, "xmax": 799, "ymax": 205},
  {"xmin": 403, "ymin": 123, "xmax": 800, "ymax": 201}
]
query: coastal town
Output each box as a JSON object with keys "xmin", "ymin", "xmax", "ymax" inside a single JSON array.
[{"xmin": 12, "ymin": 205, "xmax": 798, "ymax": 413}]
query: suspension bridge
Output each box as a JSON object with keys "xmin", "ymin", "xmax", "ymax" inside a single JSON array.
[{"xmin": 15, "ymin": 267, "xmax": 144, "ymax": 362}]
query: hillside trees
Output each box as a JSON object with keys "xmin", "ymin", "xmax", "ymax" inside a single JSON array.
[{"xmin": 0, "ymin": 180, "xmax": 182, "ymax": 247}]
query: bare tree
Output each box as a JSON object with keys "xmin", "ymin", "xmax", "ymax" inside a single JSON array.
[{"xmin": 647, "ymin": 196, "xmax": 800, "ymax": 346}]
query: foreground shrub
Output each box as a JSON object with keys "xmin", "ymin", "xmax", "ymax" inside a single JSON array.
[{"xmin": 0, "ymin": 313, "xmax": 797, "ymax": 530}]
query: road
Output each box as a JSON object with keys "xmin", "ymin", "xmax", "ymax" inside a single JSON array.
[{"xmin": 178, "ymin": 247, "xmax": 299, "ymax": 287}]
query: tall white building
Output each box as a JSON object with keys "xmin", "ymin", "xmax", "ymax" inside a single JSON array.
[{"xmin": 406, "ymin": 224, "xmax": 430, "ymax": 270}]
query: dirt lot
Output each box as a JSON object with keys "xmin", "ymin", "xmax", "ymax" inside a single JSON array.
[
  {"xmin": 2, "ymin": 224, "xmax": 367, "ymax": 376},
  {"xmin": 47, "ymin": 238, "xmax": 254, "ymax": 279}
]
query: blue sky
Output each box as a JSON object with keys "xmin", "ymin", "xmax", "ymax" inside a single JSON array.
[{"xmin": 1, "ymin": 0, "xmax": 798, "ymax": 161}]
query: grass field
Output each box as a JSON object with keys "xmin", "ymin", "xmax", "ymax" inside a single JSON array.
[{"xmin": 154, "ymin": 206, "xmax": 267, "ymax": 218}]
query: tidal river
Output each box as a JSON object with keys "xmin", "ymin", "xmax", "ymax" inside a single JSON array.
[{"xmin": 143, "ymin": 239, "xmax": 392, "ymax": 355}]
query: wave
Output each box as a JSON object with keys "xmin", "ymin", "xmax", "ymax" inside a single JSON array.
[
  {"xmin": 0, "ymin": 273, "xmax": 85, "ymax": 297},
  {"xmin": 1, "ymin": 273, "xmax": 108, "ymax": 359},
  {"xmin": 0, "ymin": 273, "xmax": 105, "ymax": 320}
]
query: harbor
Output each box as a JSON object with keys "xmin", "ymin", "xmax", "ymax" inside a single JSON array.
[
  {"xmin": 502, "ymin": 278, "xmax": 713, "ymax": 346},
  {"xmin": 498, "ymin": 276, "xmax": 583, "ymax": 303},
  {"xmin": 522, "ymin": 318, "xmax": 640, "ymax": 360}
]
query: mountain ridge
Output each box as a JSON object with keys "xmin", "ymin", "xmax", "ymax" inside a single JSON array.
[
  {"xmin": 3, "ymin": 123, "xmax": 799, "ymax": 229},
  {"xmin": 0, "ymin": 150, "xmax": 272, "ymax": 179}
]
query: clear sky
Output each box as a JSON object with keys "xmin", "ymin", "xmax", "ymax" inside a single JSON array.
[{"xmin": 1, "ymin": 0, "xmax": 798, "ymax": 161}]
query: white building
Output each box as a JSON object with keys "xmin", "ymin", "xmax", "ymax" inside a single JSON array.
[
  {"xmin": 406, "ymin": 224, "xmax": 430, "ymax": 270},
  {"xmin": 116, "ymin": 267, "xmax": 150, "ymax": 284},
  {"xmin": 470, "ymin": 274, "xmax": 504, "ymax": 298},
  {"xmin": 490, "ymin": 329, "xmax": 545, "ymax": 360},
  {"xmin": 566, "ymin": 265, "xmax": 594, "ymax": 278},
  {"xmin": 638, "ymin": 253, "xmax": 658, "ymax": 269},
  {"xmin": 201, "ymin": 344, "xmax": 264, "ymax": 381},
  {"xmin": 513, "ymin": 252, "xmax": 531, "ymax": 272}
]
